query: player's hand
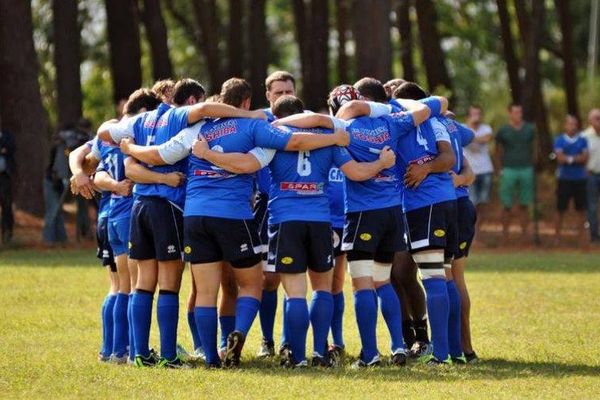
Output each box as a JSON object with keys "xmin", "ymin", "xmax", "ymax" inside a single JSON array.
[
  {"xmin": 333, "ymin": 128, "xmax": 350, "ymax": 147},
  {"xmin": 162, "ymin": 172, "xmax": 186, "ymax": 188},
  {"xmin": 449, "ymin": 171, "xmax": 461, "ymax": 187},
  {"xmin": 379, "ymin": 146, "xmax": 396, "ymax": 169},
  {"xmin": 114, "ymin": 179, "xmax": 133, "ymax": 196},
  {"xmin": 404, "ymin": 163, "xmax": 431, "ymax": 188},
  {"xmin": 445, "ymin": 110, "xmax": 456, "ymax": 120},
  {"xmin": 192, "ymin": 135, "xmax": 210, "ymax": 159},
  {"xmin": 70, "ymin": 172, "xmax": 95, "ymax": 199},
  {"xmin": 249, "ymin": 109, "xmax": 268, "ymax": 120},
  {"xmin": 119, "ymin": 137, "xmax": 135, "ymax": 155}
]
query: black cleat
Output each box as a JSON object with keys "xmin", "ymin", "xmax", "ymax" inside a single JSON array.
[
  {"xmin": 257, "ymin": 338, "xmax": 275, "ymax": 358},
  {"xmin": 327, "ymin": 344, "xmax": 345, "ymax": 367},
  {"xmin": 224, "ymin": 330, "xmax": 245, "ymax": 368},
  {"xmin": 409, "ymin": 341, "xmax": 432, "ymax": 359},
  {"xmin": 350, "ymin": 353, "xmax": 381, "ymax": 369},
  {"xmin": 391, "ymin": 350, "xmax": 407, "ymax": 366},
  {"xmin": 311, "ymin": 354, "xmax": 332, "ymax": 367},
  {"xmin": 465, "ymin": 351, "xmax": 479, "ymax": 364},
  {"xmin": 134, "ymin": 349, "xmax": 160, "ymax": 368},
  {"xmin": 278, "ymin": 343, "xmax": 291, "ymax": 366}
]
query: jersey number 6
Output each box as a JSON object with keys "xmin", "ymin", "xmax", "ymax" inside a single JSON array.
[{"xmin": 297, "ymin": 151, "xmax": 312, "ymax": 176}]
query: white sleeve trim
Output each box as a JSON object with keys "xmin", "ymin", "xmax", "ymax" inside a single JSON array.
[
  {"xmin": 368, "ymin": 102, "xmax": 393, "ymax": 118},
  {"xmin": 249, "ymin": 147, "xmax": 276, "ymax": 168},
  {"xmin": 430, "ymin": 119, "xmax": 451, "ymax": 143},
  {"xmin": 330, "ymin": 116, "xmax": 350, "ymax": 131},
  {"xmin": 157, "ymin": 122, "xmax": 204, "ymax": 165}
]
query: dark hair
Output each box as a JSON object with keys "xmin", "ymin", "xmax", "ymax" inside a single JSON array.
[
  {"xmin": 220, "ymin": 78, "xmax": 252, "ymax": 107},
  {"xmin": 152, "ymin": 79, "xmax": 175, "ymax": 103},
  {"xmin": 265, "ymin": 71, "xmax": 296, "ymax": 91},
  {"xmin": 272, "ymin": 95, "xmax": 304, "ymax": 119},
  {"xmin": 507, "ymin": 102, "xmax": 522, "ymax": 110},
  {"xmin": 354, "ymin": 77, "xmax": 387, "ymax": 103},
  {"xmin": 383, "ymin": 78, "xmax": 406, "ymax": 99},
  {"xmin": 393, "ymin": 82, "xmax": 428, "ymax": 100},
  {"xmin": 173, "ymin": 78, "xmax": 206, "ymax": 106},
  {"xmin": 124, "ymin": 88, "xmax": 160, "ymax": 115}
]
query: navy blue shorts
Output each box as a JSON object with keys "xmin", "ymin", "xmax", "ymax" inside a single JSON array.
[
  {"xmin": 183, "ymin": 216, "xmax": 261, "ymax": 267},
  {"xmin": 455, "ymin": 196, "xmax": 477, "ymax": 259},
  {"xmin": 267, "ymin": 221, "xmax": 333, "ymax": 274},
  {"xmin": 128, "ymin": 197, "xmax": 184, "ymax": 261},
  {"xmin": 342, "ymin": 205, "xmax": 406, "ymax": 254},
  {"xmin": 108, "ymin": 217, "xmax": 130, "ymax": 257},
  {"xmin": 332, "ymin": 227, "xmax": 345, "ymax": 258},
  {"xmin": 253, "ymin": 191, "xmax": 269, "ymax": 256},
  {"xmin": 404, "ymin": 200, "xmax": 458, "ymax": 258},
  {"xmin": 96, "ymin": 217, "xmax": 116, "ymax": 272}
]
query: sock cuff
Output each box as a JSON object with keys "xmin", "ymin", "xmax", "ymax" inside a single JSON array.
[
  {"xmin": 159, "ymin": 289, "xmax": 179, "ymax": 296},
  {"xmin": 237, "ymin": 296, "xmax": 261, "ymax": 308},
  {"xmin": 219, "ymin": 315, "xmax": 236, "ymax": 322},
  {"xmin": 135, "ymin": 289, "xmax": 154, "ymax": 296},
  {"xmin": 287, "ymin": 297, "xmax": 308, "ymax": 305},
  {"xmin": 333, "ymin": 292, "xmax": 344, "ymax": 299},
  {"xmin": 313, "ymin": 290, "xmax": 333, "ymax": 301},
  {"xmin": 354, "ymin": 288, "xmax": 376, "ymax": 298},
  {"xmin": 262, "ymin": 289, "xmax": 278, "ymax": 296},
  {"xmin": 375, "ymin": 282, "xmax": 394, "ymax": 293},
  {"xmin": 157, "ymin": 293, "xmax": 179, "ymax": 306},
  {"xmin": 194, "ymin": 306, "xmax": 217, "ymax": 316}
]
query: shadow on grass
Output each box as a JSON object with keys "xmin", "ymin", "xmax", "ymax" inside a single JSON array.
[{"xmin": 220, "ymin": 357, "xmax": 600, "ymax": 381}]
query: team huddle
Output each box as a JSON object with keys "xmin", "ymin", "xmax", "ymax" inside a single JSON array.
[{"xmin": 69, "ymin": 71, "xmax": 479, "ymax": 369}]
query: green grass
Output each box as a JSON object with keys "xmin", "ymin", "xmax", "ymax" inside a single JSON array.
[{"xmin": 1, "ymin": 249, "xmax": 599, "ymax": 399}]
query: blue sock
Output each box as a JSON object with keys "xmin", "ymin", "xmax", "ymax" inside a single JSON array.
[
  {"xmin": 235, "ymin": 297, "xmax": 260, "ymax": 336},
  {"xmin": 112, "ymin": 293, "xmax": 130, "ymax": 357},
  {"xmin": 187, "ymin": 311, "xmax": 202, "ymax": 351},
  {"xmin": 354, "ymin": 289, "xmax": 379, "ymax": 362},
  {"xmin": 447, "ymin": 280, "xmax": 463, "ymax": 357},
  {"xmin": 281, "ymin": 297, "xmax": 289, "ymax": 346},
  {"xmin": 101, "ymin": 294, "xmax": 117, "ymax": 357},
  {"xmin": 157, "ymin": 291, "xmax": 179, "ymax": 360},
  {"xmin": 127, "ymin": 294, "xmax": 135, "ymax": 361},
  {"xmin": 286, "ymin": 298, "xmax": 309, "ymax": 362},
  {"xmin": 219, "ymin": 315, "xmax": 236, "ymax": 350},
  {"xmin": 194, "ymin": 306, "xmax": 220, "ymax": 365},
  {"xmin": 259, "ymin": 289, "xmax": 277, "ymax": 343},
  {"xmin": 310, "ymin": 291, "xmax": 333, "ymax": 357},
  {"xmin": 131, "ymin": 290, "xmax": 153, "ymax": 358},
  {"xmin": 422, "ymin": 278, "xmax": 450, "ymax": 361},
  {"xmin": 376, "ymin": 283, "xmax": 405, "ymax": 353},
  {"xmin": 331, "ymin": 292, "xmax": 345, "ymax": 348}
]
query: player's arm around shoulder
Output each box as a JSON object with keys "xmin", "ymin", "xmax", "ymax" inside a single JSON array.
[
  {"xmin": 191, "ymin": 135, "xmax": 271, "ymax": 174},
  {"xmin": 272, "ymin": 113, "xmax": 334, "ymax": 129},
  {"xmin": 187, "ymin": 103, "xmax": 267, "ymax": 124},
  {"xmin": 339, "ymin": 145, "xmax": 396, "ymax": 182}
]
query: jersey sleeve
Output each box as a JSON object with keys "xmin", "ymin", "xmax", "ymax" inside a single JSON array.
[
  {"xmin": 249, "ymin": 147, "xmax": 276, "ymax": 168},
  {"xmin": 90, "ymin": 137, "xmax": 101, "ymax": 160},
  {"xmin": 430, "ymin": 118, "xmax": 451, "ymax": 143},
  {"xmin": 458, "ymin": 124, "xmax": 475, "ymax": 146},
  {"xmin": 332, "ymin": 146, "xmax": 354, "ymax": 168},
  {"xmin": 368, "ymin": 102, "xmax": 393, "ymax": 118},
  {"xmin": 170, "ymin": 106, "xmax": 191, "ymax": 131},
  {"xmin": 157, "ymin": 122, "xmax": 204, "ymax": 165},
  {"xmin": 382, "ymin": 112, "xmax": 415, "ymax": 137},
  {"xmin": 330, "ymin": 116, "xmax": 351, "ymax": 131},
  {"xmin": 96, "ymin": 159, "xmax": 107, "ymax": 173},
  {"xmin": 108, "ymin": 116, "xmax": 137, "ymax": 143},
  {"xmin": 253, "ymin": 121, "xmax": 292, "ymax": 150}
]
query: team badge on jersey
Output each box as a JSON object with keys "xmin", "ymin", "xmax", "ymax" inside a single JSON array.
[
  {"xmin": 184, "ymin": 246, "xmax": 192, "ymax": 254},
  {"xmin": 360, "ymin": 233, "xmax": 372, "ymax": 241},
  {"xmin": 281, "ymin": 256, "xmax": 294, "ymax": 265},
  {"xmin": 434, "ymin": 229, "xmax": 446, "ymax": 238},
  {"xmin": 459, "ymin": 241, "xmax": 467, "ymax": 250}
]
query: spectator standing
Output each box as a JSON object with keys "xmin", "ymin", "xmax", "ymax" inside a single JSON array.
[
  {"xmin": 583, "ymin": 108, "xmax": 600, "ymax": 243},
  {"xmin": 554, "ymin": 115, "xmax": 588, "ymax": 244},
  {"xmin": 464, "ymin": 105, "xmax": 494, "ymax": 236},
  {"xmin": 495, "ymin": 104, "xmax": 536, "ymax": 241},
  {"xmin": 0, "ymin": 127, "xmax": 15, "ymax": 244}
]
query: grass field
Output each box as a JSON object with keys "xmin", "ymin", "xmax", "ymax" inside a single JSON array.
[{"xmin": 1, "ymin": 249, "xmax": 599, "ymax": 399}]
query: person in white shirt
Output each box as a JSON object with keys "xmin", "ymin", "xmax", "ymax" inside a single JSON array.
[
  {"xmin": 582, "ymin": 108, "xmax": 600, "ymax": 243},
  {"xmin": 463, "ymin": 105, "xmax": 494, "ymax": 236}
]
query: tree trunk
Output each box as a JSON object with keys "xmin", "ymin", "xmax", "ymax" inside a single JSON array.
[
  {"xmin": 336, "ymin": 0, "xmax": 349, "ymax": 83},
  {"xmin": 496, "ymin": 0, "xmax": 522, "ymax": 102},
  {"xmin": 517, "ymin": 0, "xmax": 552, "ymax": 165},
  {"xmin": 292, "ymin": 0, "xmax": 309, "ymax": 100},
  {"xmin": 414, "ymin": 0, "xmax": 452, "ymax": 94},
  {"xmin": 105, "ymin": 0, "xmax": 142, "ymax": 103},
  {"xmin": 397, "ymin": 0, "xmax": 415, "ymax": 82},
  {"xmin": 555, "ymin": 0, "xmax": 579, "ymax": 119},
  {"xmin": 228, "ymin": 0, "xmax": 244, "ymax": 77},
  {"xmin": 305, "ymin": 0, "xmax": 329, "ymax": 111},
  {"xmin": 52, "ymin": 0, "xmax": 82, "ymax": 129},
  {"xmin": 0, "ymin": 0, "xmax": 50, "ymax": 216},
  {"xmin": 141, "ymin": 0, "xmax": 173, "ymax": 80},
  {"xmin": 192, "ymin": 0, "xmax": 223, "ymax": 92},
  {"xmin": 248, "ymin": 0, "xmax": 268, "ymax": 108},
  {"xmin": 353, "ymin": 0, "xmax": 392, "ymax": 82}
]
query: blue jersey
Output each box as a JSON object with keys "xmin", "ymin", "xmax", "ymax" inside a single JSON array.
[
  {"xmin": 440, "ymin": 117, "xmax": 475, "ymax": 198},
  {"xmin": 389, "ymin": 99, "xmax": 403, "ymax": 112},
  {"xmin": 255, "ymin": 107, "xmax": 277, "ymax": 194},
  {"xmin": 326, "ymin": 167, "xmax": 346, "ymax": 228},
  {"xmin": 396, "ymin": 117, "xmax": 457, "ymax": 212},
  {"xmin": 95, "ymin": 140, "xmax": 134, "ymax": 221},
  {"xmin": 267, "ymin": 126, "xmax": 352, "ymax": 224},
  {"xmin": 554, "ymin": 134, "xmax": 588, "ymax": 180},
  {"xmin": 88, "ymin": 139, "xmax": 111, "ymax": 219},
  {"xmin": 185, "ymin": 118, "xmax": 292, "ymax": 219},
  {"xmin": 340, "ymin": 113, "xmax": 415, "ymax": 212},
  {"xmin": 129, "ymin": 103, "xmax": 190, "ymax": 208}
]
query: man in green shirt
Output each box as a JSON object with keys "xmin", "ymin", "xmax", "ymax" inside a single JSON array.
[{"xmin": 495, "ymin": 103, "xmax": 536, "ymax": 241}]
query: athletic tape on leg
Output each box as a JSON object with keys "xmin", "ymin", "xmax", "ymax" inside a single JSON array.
[
  {"xmin": 347, "ymin": 260, "xmax": 373, "ymax": 278},
  {"xmin": 372, "ymin": 262, "xmax": 392, "ymax": 282}
]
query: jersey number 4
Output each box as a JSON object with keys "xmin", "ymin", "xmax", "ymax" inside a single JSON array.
[
  {"xmin": 416, "ymin": 127, "xmax": 430, "ymax": 151},
  {"xmin": 297, "ymin": 151, "xmax": 312, "ymax": 176}
]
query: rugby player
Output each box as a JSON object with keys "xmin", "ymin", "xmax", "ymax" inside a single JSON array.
[{"xmin": 274, "ymin": 85, "xmax": 447, "ymax": 367}]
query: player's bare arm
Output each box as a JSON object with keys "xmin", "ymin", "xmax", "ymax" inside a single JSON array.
[
  {"xmin": 68, "ymin": 142, "xmax": 96, "ymax": 199},
  {"xmin": 93, "ymin": 170, "xmax": 133, "ymax": 197},
  {"xmin": 340, "ymin": 145, "xmax": 396, "ymax": 181},
  {"xmin": 120, "ymin": 137, "xmax": 166, "ymax": 166},
  {"xmin": 404, "ymin": 141, "xmax": 455, "ymax": 188},
  {"xmin": 450, "ymin": 156, "xmax": 476, "ymax": 187},
  {"xmin": 96, "ymin": 118, "xmax": 120, "ymax": 142},
  {"xmin": 187, "ymin": 102, "xmax": 267, "ymax": 124},
  {"xmin": 123, "ymin": 157, "xmax": 185, "ymax": 187},
  {"xmin": 285, "ymin": 128, "xmax": 349, "ymax": 151},
  {"xmin": 272, "ymin": 113, "xmax": 334, "ymax": 129},
  {"xmin": 191, "ymin": 136, "xmax": 262, "ymax": 174}
]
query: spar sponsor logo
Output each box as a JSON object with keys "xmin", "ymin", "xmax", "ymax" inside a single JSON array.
[{"xmin": 280, "ymin": 181, "xmax": 324, "ymax": 195}]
